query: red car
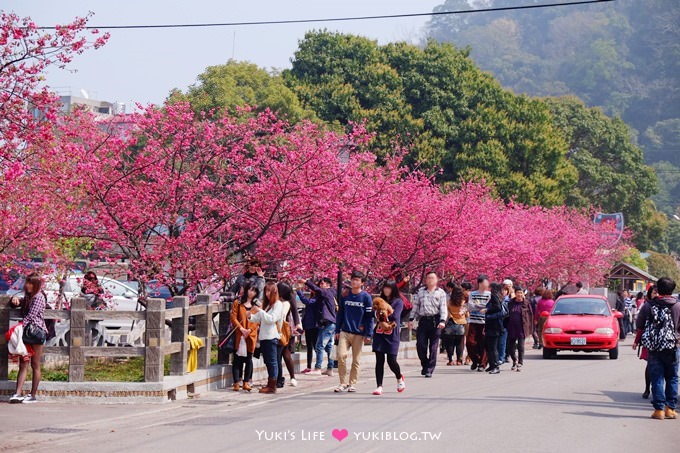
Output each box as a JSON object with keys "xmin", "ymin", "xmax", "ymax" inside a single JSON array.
[{"xmin": 540, "ymin": 295, "xmax": 623, "ymax": 360}]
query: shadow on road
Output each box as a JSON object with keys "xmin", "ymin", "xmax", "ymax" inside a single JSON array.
[
  {"xmin": 562, "ymin": 411, "xmax": 649, "ymax": 420},
  {"xmin": 524, "ymin": 354, "xmax": 610, "ymax": 361}
]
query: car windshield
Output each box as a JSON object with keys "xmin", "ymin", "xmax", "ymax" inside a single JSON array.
[{"xmin": 552, "ymin": 298, "xmax": 611, "ymax": 316}]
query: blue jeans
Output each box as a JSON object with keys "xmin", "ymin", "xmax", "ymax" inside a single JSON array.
[
  {"xmin": 315, "ymin": 322, "xmax": 336, "ymax": 369},
  {"xmin": 260, "ymin": 339, "xmax": 279, "ymax": 380},
  {"xmin": 648, "ymin": 348, "xmax": 679, "ymax": 410},
  {"xmin": 497, "ymin": 329, "xmax": 508, "ymax": 363}
]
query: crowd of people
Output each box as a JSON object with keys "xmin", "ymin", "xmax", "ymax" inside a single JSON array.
[
  {"xmin": 5, "ymin": 261, "xmax": 679, "ymax": 421},
  {"xmin": 222, "ymin": 261, "xmax": 598, "ymax": 396}
]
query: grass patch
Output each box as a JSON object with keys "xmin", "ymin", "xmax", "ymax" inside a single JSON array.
[
  {"xmin": 9, "ymin": 356, "xmax": 173, "ymax": 382},
  {"xmin": 9, "ymin": 344, "xmax": 220, "ymax": 382}
]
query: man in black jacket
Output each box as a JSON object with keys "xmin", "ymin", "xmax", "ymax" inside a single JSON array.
[{"xmin": 302, "ymin": 277, "xmax": 337, "ymax": 376}]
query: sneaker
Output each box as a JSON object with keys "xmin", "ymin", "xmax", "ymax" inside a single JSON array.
[
  {"xmin": 307, "ymin": 369, "xmax": 322, "ymax": 376},
  {"xmin": 347, "ymin": 386, "xmax": 357, "ymax": 393},
  {"xmin": 424, "ymin": 373, "xmax": 432, "ymax": 378},
  {"xmin": 334, "ymin": 385, "xmax": 348, "ymax": 393},
  {"xmin": 397, "ymin": 376, "xmax": 406, "ymax": 393},
  {"xmin": 322, "ymin": 369, "xmax": 334, "ymax": 377},
  {"xmin": 21, "ymin": 395, "xmax": 37, "ymax": 404},
  {"xmin": 488, "ymin": 368, "xmax": 500, "ymax": 375},
  {"xmin": 447, "ymin": 361, "xmax": 454, "ymax": 366},
  {"xmin": 477, "ymin": 367, "xmax": 485, "ymax": 372},
  {"xmin": 373, "ymin": 386, "xmax": 383, "ymax": 396},
  {"xmin": 9, "ymin": 394, "xmax": 24, "ymax": 404},
  {"xmin": 511, "ymin": 363, "xmax": 517, "ymax": 371},
  {"xmin": 301, "ymin": 368, "xmax": 312, "ymax": 374},
  {"xmin": 470, "ymin": 363, "xmax": 478, "ymax": 371},
  {"xmin": 421, "ymin": 369, "xmax": 427, "ymax": 375},
  {"xmin": 642, "ymin": 390, "xmax": 650, "ymax": 399},
  {"xmin": 516, "ymin": 364, "xmax": 523, "ymax": 372},
  {"xmin": 290, "ymin": 378, "xmax": 298, "ymax": 387}
]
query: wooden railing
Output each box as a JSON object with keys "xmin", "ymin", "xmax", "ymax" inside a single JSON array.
[{"xmin": 0, "ymin": 294, "xmax": 230, "ymax": 383}]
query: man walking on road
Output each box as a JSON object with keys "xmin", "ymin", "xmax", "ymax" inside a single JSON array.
[
  {"xmin": 410, "ymin": 271, "xmax": 448, "ymax": 378},
  {"xmin": 467, "ymin": 275, "xmax": 491, "ymax": 371},
  {"xmin": 633, "ymin": 276, "xmax": 680, "ymax": 420},
  {"xmin": 334, "ymin": 271, "xmax": 373, "ymax": 393}
]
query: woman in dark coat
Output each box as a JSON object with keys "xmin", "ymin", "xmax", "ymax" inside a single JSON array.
[
  {"xmin": 484, "ymin": 283, "xmax": 505, "ymax": 374},
  {"xmin": 506, "ymin": 286, "xmax": 534, "ymax": 371},
  {"xmin": 372, "ymin": 280, "xmax": 405, "ymax": 395}
]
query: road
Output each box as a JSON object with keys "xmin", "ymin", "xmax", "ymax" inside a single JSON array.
[{"xmin": 0, "ymin": 340, "xmax": 675, "ymax": 453}]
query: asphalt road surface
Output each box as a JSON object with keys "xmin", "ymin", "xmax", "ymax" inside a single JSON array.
[{"xmin": 0, "ymin": 339, "xmax": 675, "ymax": 453}]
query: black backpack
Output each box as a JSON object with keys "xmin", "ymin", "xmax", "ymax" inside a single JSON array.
[{"xmin": 641, "ymin": 302, "xmax": 677, "ymax": 351}]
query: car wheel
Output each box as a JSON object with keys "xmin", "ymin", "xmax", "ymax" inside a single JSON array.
[
  {"xmin": 542, "ymin": 347, "xmax": 557, "ymax": 359},
  {"xmin": 609, "ymin": 344, "xmax": 619, "ymax": 360}
]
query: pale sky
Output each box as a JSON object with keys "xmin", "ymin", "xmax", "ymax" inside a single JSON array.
[{"xmin": 6, "ymin": 1, "xmax": 443, "ymax": 108}]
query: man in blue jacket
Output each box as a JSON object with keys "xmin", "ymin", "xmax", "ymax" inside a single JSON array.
[{"xmin": 334, "ymin": 270, "xmax": 374, "ymax": 393}]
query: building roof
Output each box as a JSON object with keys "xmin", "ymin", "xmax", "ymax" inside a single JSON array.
[{"xmin": 608, "ymin": 262, "xmax": 658, "ymax": 282}]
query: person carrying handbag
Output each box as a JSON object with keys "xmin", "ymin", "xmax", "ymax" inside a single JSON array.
[
  {"xmin": 230, "ymin": 281, "xmax": 260, "ymax": 392},
  {"xmin": 9, "ymin": 273, "xmax": 48, "ymax": 404},
  {"xmin": 442, "ymin": 283, "xmax": 468, "ymax": 366}
]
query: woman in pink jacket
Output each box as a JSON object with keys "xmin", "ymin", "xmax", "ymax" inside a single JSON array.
[{"xmin": 535, "ymin": 289, "xmax": 555, "ymax": 350}]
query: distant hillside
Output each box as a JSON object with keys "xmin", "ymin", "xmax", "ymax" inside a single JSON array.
[{"xmin": 427, "ymin": 0, "xmax": 680, "ymax": 212}]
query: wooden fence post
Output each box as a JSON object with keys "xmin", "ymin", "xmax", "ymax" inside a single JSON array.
[
  {"xmin": 169, "ymin": 296, "xmax": 189, "ymax": 375},
  {"xmin": 217, "ymin": 302, "xmax": 231, "ymax": 365},
  {"xmin": 69, "ymin": 297, "xmax": 86, "ymax": 382},
  {"xmin": 144, "ymin": 298, "xmax": 165, "ymax": 382},
  {"xmin": 195, "ymin": 294, "xmax": 212, "ymax": 370},
  {"xmin": 0, "ymin": 296, "xmax": 10, "ymax": 380}
]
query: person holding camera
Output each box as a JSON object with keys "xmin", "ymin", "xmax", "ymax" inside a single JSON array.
[
  {"xmin": 9, "ymin": 273, "xmax": 47, "ymax": 404},
  {"xmin": 230, "ymin": 281, "xmax": 260, "ymax": 392}
]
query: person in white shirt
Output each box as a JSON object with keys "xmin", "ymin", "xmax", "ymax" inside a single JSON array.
[
  {"xmin": 248, "ymin": 281, "xmax": 283, "ymax": 394},
  {"xmin": 409, "ymin": 271, "xmax": 448, "ymax": 378}
]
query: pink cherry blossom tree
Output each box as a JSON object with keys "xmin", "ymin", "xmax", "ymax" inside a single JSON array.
[{"xmin": 0, "ymin": 12, "xmax": 108, "ymax": 265}]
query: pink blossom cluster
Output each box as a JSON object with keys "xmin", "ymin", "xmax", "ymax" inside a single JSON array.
[{"xmin": 44, "ymin": 102, "xmax": 627, "ymax": 289}]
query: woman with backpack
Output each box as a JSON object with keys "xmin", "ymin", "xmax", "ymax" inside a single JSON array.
[{"xmin": 9, "ymin": 273, "xmax": 47, "ymax": 404}]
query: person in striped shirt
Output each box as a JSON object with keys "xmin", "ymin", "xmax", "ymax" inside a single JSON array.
[{"xmin": 467, "ymin": 274, "xmax": 491, "ymax": 372}]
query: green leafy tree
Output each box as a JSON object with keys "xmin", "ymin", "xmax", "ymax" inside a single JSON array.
[
  {"xmin": 622, "ymin": 248, "xmax": 647, "ymax": 271},
  {"xmin": 285, "ymin": 31, "xmax": 576, "ymax": 206},
  {"xmin": 169, "ymin": 60, "xmax": 317, "ymax": 123},
  {"xmin": 646, "ymin": 251, "xmax": 680, "ymax": 283},
  {"xmin": 544, "ymin": 96, "xmax": 658, "ymax": 247}
]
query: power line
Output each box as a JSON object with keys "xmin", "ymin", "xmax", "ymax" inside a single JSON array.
[{"xmin": 36, "ymin": 0, "xmax": 615, "ymax": 31}]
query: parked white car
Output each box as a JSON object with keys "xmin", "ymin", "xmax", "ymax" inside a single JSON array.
[{"xmin": 68, "ymin": 275, "xmax": 142, "ymax": 330}]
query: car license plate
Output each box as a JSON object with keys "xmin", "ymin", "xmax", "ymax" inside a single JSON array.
[{"xmin": 570, "ymin": 337, "xmax": 587, "ymax": 346}]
